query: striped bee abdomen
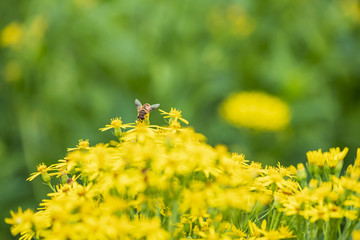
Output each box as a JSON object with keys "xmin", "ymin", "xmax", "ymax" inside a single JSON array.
[{"xmin": 137, "ymin": 109, "xmax": 147, "ymax": 120}]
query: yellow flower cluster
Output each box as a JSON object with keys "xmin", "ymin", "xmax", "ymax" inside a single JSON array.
[
  {"xmin": 207, "ymin": 4, "xmax": 256, "ymax": 38},
  {"xmin": 340, "ymin": 0, "xmax": 360, "ymax": 23},
  {"xmin": 5, "ymin": 107, "xmax": 360, "ymax": 240},
  {"xmin": 220, "ymin": 91, "xmax": 290, "ymax": 131},
  {"xmin": 279, "ymin": 147, "xmax": 360, "ymax": 239},
  {"xmin": 0, "ymin": 22, "xmax": 23, "ymax": 48},
  {"xmin": 1, "ymin": 17, "xmax": 48, "ymax": 83},
  {"xmin": 1, "ymin": 16, "xmax": 47, "ymax": 50}
]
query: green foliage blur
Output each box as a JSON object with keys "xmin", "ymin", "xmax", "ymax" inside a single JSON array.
[{"xmin": 1, "ymin": 0, "xmax": 360, "ymax": 238}]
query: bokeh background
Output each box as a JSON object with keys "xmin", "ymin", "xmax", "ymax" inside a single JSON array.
[{"xmin": 1, "ymin": 0, "xmax": 360, "ymax": 238}]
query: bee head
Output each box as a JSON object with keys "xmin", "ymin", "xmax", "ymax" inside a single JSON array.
[{"xmin": 143, "ymin": 103, "xmax": 151, "ymax": 110}]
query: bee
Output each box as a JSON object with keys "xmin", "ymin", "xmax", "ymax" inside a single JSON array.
[{"xmin": 135, "ymin": 99, "xmax": 160, "ymax": 122}]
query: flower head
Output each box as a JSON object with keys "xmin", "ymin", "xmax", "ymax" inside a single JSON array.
[
  {"xmin": 99, "ymin": 117, "xmax": 133, "ymax": 132},
  {"xmin": 159, "ymin": 108, "xmax": 189, "ymax": 125},
  {"xmin": 220, "ymin": 91, "xmax": 290, "ymax": 131},
  {"xmin": 5, "ymin": 207, "xmax": 35, "ymax": 239},
  {"xmin": 27, "ymin": 163, "xmax": 55, "ymax": 182},
  {"xmin": 1, "ymin": 22, "xmax": 23, "ymax": 48},
  {"xmin": 67, "ymin": 139, "xmax": 90, "ymax": 152}
]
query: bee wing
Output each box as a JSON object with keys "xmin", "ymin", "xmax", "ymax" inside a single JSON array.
[
  {"xmin": 149, "ymin": 104, "xmax": 160, "ymax": 112},
  {"xmin": 135, "ymin": 99, "xmax": 142, "ymax": 111}
]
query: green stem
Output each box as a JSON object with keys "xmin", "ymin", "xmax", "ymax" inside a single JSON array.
[
  {"xmin": 270, "ymin": 209, "xmax": 278, "ymax": 230},
  {"xmin": 273, "ymin": 212, "xmax": 283, "ymax": 230},
  {"xmin": 47, "ymin": 182, "xmax": 56, "ymax": 192},
  {"xmin": 324, "ymin": 220, "xmax": 330, "ymax": 240},
  {"xmin": 295, "ymin": 216, "xmax": 304, "ymax": 240},
  {"xmin": 340, "ymin": 219, "xmax": 359, "ymax": 240}
]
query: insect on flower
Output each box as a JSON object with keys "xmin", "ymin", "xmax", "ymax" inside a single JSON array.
[{"xmin": 135, "ymin": 99, "xmax": 160, "ymax": 122}]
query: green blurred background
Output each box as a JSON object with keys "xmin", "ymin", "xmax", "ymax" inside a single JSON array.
[{"xmin": 1, "ymin": 0, "xmax": 360, "ymax": 238}]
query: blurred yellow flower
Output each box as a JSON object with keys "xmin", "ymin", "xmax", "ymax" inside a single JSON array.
[
  {"xmin": 1, "ymin": 22, "xmax": 23, "ymax": 48},
  {"xmin": 226, "ymin": 4, "xmax": 256, "ymax": 37},
  {"xmin": 29, "ymin": 16, "xmax": 47, "ymax": 40},
  {"xmin": 4, "ymin": 61, "xmax": 22, "ymax": 82},
  {"xmin": 353, "ymin": 230, "xmax": 360, "ymax": 240},
  {"xmin": 5, "ymin": 207, "xmax": 36, "ymax": 239},
  {"xmin": 207, "ymin": 4, "xmax": 256, "ymax": 38},
  {"xmin": 220, "ymin": 91, "xmax": 290, "ymax": 131},
  {"xmin": 340, "ymin": 0, "xmax": 360, "ymax": 23}
]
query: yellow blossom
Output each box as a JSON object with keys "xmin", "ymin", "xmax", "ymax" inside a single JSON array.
[
  {"xmin": 1, "ymin": 22, "xmax": 23, "ymax": 48},
  {"xmin": 4, "ymin": 207, "xmax": 49, "ymax": 240},
  {"xmin": 67, "ymin": 139, "xmax": 90, "ymax": 151},
  {"xmin": 306, "ymin": 149, "xmax": 325, "ymax": 166},
  {"xmin": 353, "ymin": 230, "xmax": 360, "ymax": 240},
  {"xmin": 159, "ymin": 108, "xmax": 189, "ymax": 125},
  {"xmin": 324, "ymin": 147, "xmax": 348, "ymax": 168},
  {"xmin": 220, "ymin": 91, "xmax": 290, "ymax": 131},
  {"xmin": 354, "ymin": 148, "xmax": 360, "ymax": 167},
  {"xmin": 306, "ymin": 147, "xmax": 348, "ymax": 168},
  {"xmin": 99, "ymin": 117, "xmax": 133, "ymax": 132},
  {"xmin": 4, "ymin": 61, "xmax": 22, "ymax": 82},
  {"xmin": 27, "ymin": 163, "xmax": 55, "ymax": 182}
]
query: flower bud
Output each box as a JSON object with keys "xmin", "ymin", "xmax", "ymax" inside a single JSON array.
[
  {"xmin": 114, "ymin": 128, "xmax": 122, "ymax": 139},
  {"xmin": 61, "ymin": 174, "xmax": 69, "ymax": 185},
  {"xmin": 41, "ymin": 172, "xmax": 51, "ymax": 183},
  {"xmin": 296, "ymin": 163, "xmax": 307, "ymax": 181}
]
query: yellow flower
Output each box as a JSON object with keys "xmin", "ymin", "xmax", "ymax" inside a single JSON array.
[
  {"xmin": 27, "ymin": 163, "xmax": 55, "ymax": 182},
  {"xmin": 1, "ymin": 22, "xmax": 23, "ymax": 48},
  {"xmin": 99, "ymin": 117, "xmax": 133, "ymax": 132},
  {"xmin": 306, "ymin": 149, "xmax": 325, "ymax": 166},
  {"xmin": 159, "ymin": 108, "xmax": 189, "ymax": 125},
  {"xmin": 309, "ymin": 179, "xmax": 319, "ymax": 188},
  {"xmin": 278, "ymin": 225, "xmax": 296, "ymax": 239},
  {"xmin": 340, "ymin": 0, "xmax": 360, "ymax": 23},
  {"xmin": 67, "ymin": 139, "xmax": 90, "ymax": 151},
  {"xmin": 122, "ymin": 124, "xmax": 157, "ymax": 143},
  {"xmin": 306, "ymin": 201, "xmax": 330, "ymax": 222},
  {"xmin": 29, "ymin": 15, "xmax": 47, "ymax": 40},
  {"xmin": 5, "ymin": 207, "xmax": 36, "ymax": 240},
  {"xmin": 324, "ymin": 147, "xmax": 348, "ymax": 168},
  {"xmin": 296, "ymin": 163, "xmax": 307, "ymax": 181},
  {"xmin": 220, "ymin": 91, "xmax": 290, "ymax": 131},
  {"xmin": 132, "ymin": 218, "xmax": 170, "ymax": 240},
  {"xmin": 354, "ymin": 148, "xmax": 360, "ymax": 167},
  {"xmin": 353, "ymin": 230, "xmax": 360, "ymax": 240},
  {"xmin": 248, "ymin": 220, "xmax": 295, "ymax": 239},
  {"xmin": 306, "ymin": 147, "xmax": 348, "ymax": 168},
  {"xmin": 327, "ymin": 203, "xmax": 344, "ymax": 219},
  {"xmin": 345, "ymin": 210, "xmax": 358, "ymax": 220},
  {"xmin": 4, "ymin": 61, "xmax": 22, "ymax": 82}
]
